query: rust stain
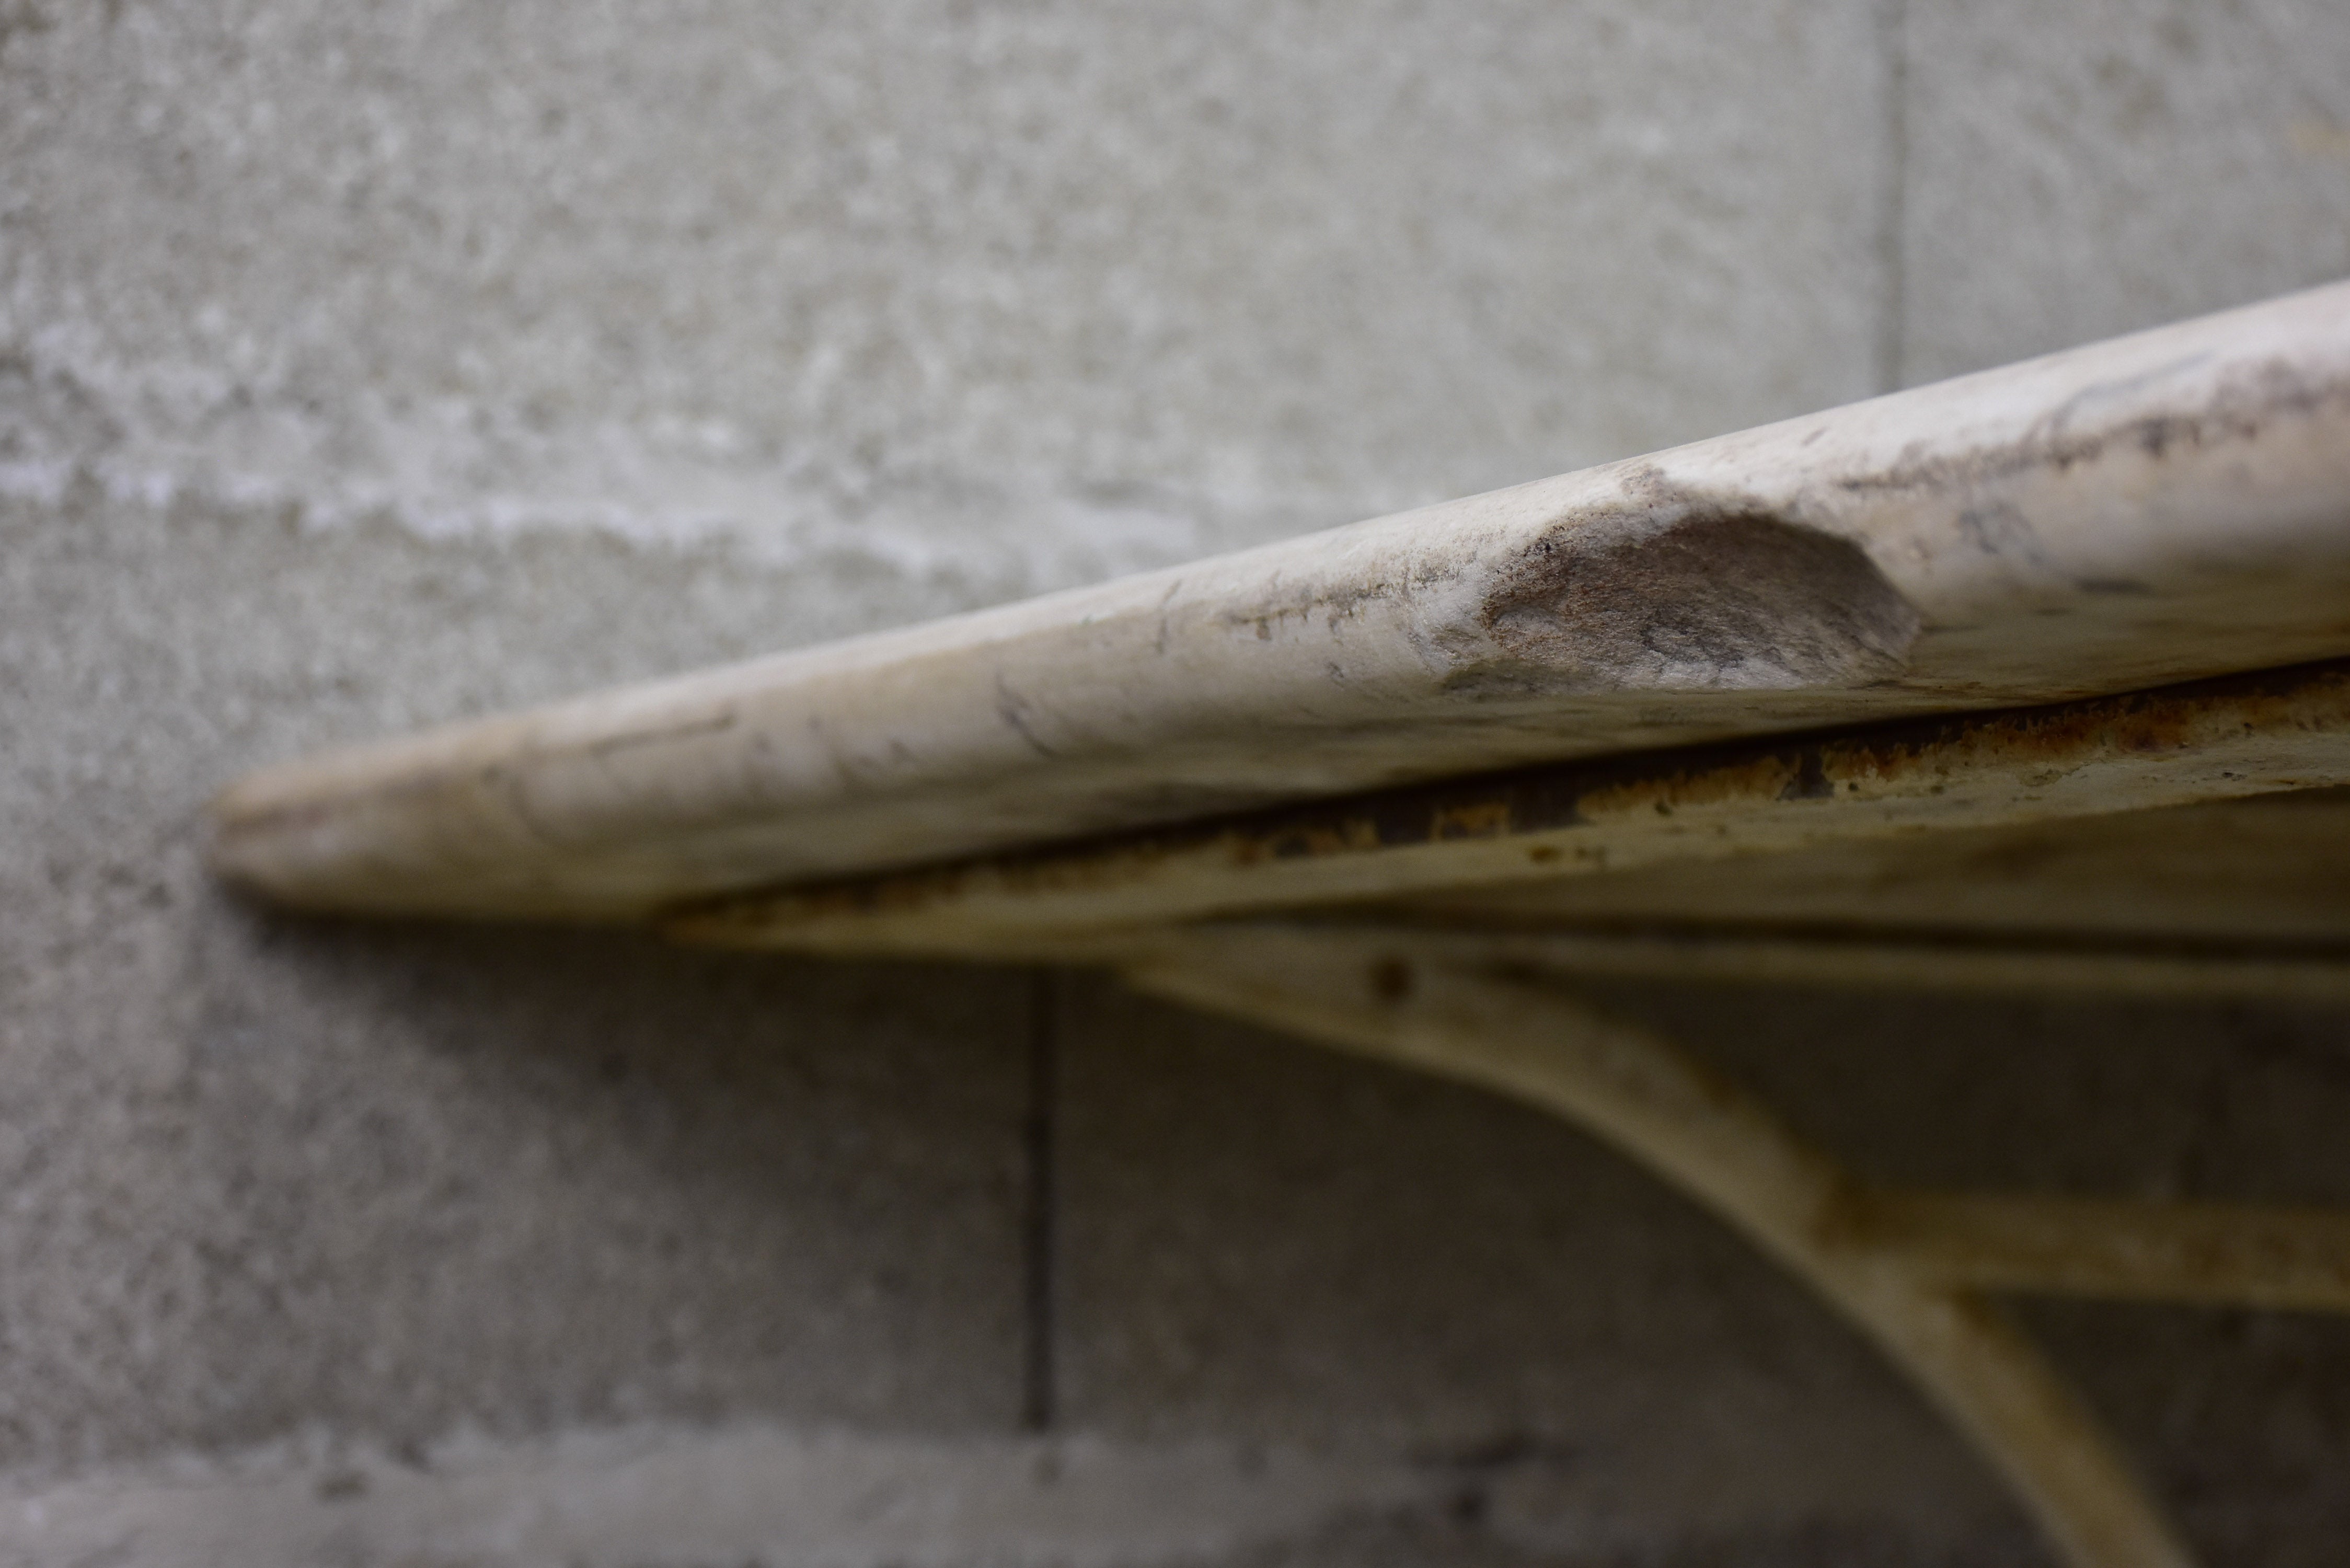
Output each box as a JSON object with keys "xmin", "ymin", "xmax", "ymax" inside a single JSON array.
[
  {"xmin": 1577, "ymin": 755, "xmax": 1799, "ymax": 822},
  {"xmin": 1431, "ymin": 800, "xmax": 1513, "ymax": 840},
  {"xmin": 665, "ymin": 660, "xmax": 2350, "ymax": 941}
]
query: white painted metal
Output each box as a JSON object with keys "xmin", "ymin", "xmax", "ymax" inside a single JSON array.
[
  {"xmin": 1126, "ymin": 927, "xmax": 2198, "ymax": 1568},
  {"xmin": 1229, "ymin": 926, "xmax": 2350, "ymax": 1004},
  {"xmin": 675, "ymin": 664, "xmax": 2350, "ymax": 955}
]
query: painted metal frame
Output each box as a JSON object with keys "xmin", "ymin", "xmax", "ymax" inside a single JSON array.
[
  {"xmin": 1127, "ymin": 929, "xmax": 2208, "ymax": 1567},
  {"xmin": 673, "ymin": 659, "xmax": 2350, "ymax": 959}
]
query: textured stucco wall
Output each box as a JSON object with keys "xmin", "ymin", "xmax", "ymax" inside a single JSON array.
[{"xmin": 5, "ymin": 2, "xmax": 2350, "ymax": 1565}]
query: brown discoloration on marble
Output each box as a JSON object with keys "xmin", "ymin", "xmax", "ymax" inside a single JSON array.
[{"xmin": 1834, "ymin": 353, "xmax": 2350, "ymax": 501}]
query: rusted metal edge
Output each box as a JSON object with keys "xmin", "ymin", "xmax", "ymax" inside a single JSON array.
[{"xmin": 666, "ymin": 658, "xmax": 2350, "ymax": 958}]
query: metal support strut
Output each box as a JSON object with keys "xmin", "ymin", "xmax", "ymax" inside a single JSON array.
[{"xmin": 1126, "ymin": 928, "xmax": 2206, "ymax": 1568}]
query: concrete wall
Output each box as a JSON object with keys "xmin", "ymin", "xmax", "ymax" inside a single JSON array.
[{"xmin": 4, "ymin": 2, "xmax": 2349, "ymax": 1563}]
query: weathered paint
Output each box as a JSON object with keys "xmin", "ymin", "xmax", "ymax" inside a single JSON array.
[
  {"xmin": 1385, "ymin": 786, "xmax": 2350, "ymax": 950},
  {"xmin": 673, "ymin": 661, "xmax": 2350, "ymax": 956},
  {"xmin": 1839, "ymin": 1192, "xmax": 2350, "ymax": 1313}
]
